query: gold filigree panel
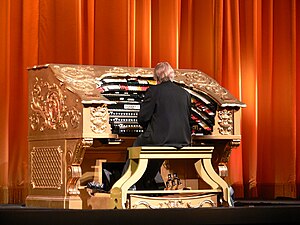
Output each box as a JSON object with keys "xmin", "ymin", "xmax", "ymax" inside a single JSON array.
[
  {"xmin": 174, "ymin": 71, "xmax": 232, "ymax": 102},
  {"xmin": 54, "ymin": 65, "xmax": 96, "ymax": 94},
  {"xmin": 30, "ymin": 146, "xmax": 63, "ymax": 189},
  {"xmin": 131, "ymin": 198, "xmax": 216, "ymax": 209},
  {"xmin": 29, "ymin": 77, "xmax": 81, "ymax": 132},
  {"xmin": 102, "ymin": 67, "xmax": 153, "ymax": 77},
  {"xmin": 218, "ymin": 109, "xmax": 234, "ymax": 135},
  {"xmin": 66, "ymin": 139, "xmax": 93, "ymax": 195},
  {"xmin": 90, "ymin": 105, "xmax": 109, "ymax": 134}
]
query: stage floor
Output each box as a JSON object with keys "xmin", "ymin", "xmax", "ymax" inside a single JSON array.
[{"xmin": 1, "ymin": 200, "xmax": 300, "ymax": 225}]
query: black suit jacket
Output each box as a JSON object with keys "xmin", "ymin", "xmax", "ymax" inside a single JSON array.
[{"xmin": 136, "ymin": 81, "xmax": 191, "ymax": 148}]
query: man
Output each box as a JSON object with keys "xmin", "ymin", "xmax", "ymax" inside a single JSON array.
[{"xmin": 132, "ymin": 62, "xmax": 192, "ymax": 190}]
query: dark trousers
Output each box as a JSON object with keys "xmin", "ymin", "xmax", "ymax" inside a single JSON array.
[{"xmin": 121, "ymin": 134, "xmax": 165, "ymax": 190}]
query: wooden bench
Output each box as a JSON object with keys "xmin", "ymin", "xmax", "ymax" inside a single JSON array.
[{"xmin": 110, "ymin": 146, "xmax": 232, "ymax": 209}]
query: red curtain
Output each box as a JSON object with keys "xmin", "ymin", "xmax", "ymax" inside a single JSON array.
[{"xmin": 0, "ymin": 0, "xmax": 299, "ymax": 203}]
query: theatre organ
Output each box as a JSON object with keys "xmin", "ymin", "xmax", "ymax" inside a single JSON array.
[{"xmin": 26, "ymin": 64, "xmax": 245, "ymax": 209}]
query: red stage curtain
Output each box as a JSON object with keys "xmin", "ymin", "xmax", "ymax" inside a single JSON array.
[{"xmin": 0, "ymin": 0, "xmax": 299, "ymax": 203}]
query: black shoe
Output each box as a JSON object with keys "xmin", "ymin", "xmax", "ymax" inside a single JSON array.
[{"xmin": 86, "ymin": 181, "xmax": 107, "ymax": 194}]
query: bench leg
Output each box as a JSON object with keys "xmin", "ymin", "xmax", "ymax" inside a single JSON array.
[
  {"xmin": 110, "ymin": 160, "xmax": 135, "ymax": 209},
  {"xmin": 194, "ymin": 159, "xmax": 219, "ymax": 189},
  {"xmin": 200, "ymin": 158, "xmax": 232, "ymax": 206},
  {"xmin": 111, "ymin": 161, "xmax": 133, "ymax": 191},
  {"xmin": 110, "ymin": 158, "xmax": 149, "ymax": 209}
]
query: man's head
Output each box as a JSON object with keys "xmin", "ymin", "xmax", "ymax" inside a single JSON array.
[{"xmin": 153, "ymin": 62, "xmax": 175, "ymax": 83}]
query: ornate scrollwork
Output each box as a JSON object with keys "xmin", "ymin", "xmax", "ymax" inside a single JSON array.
[
  {"xmin": 106, "ymin": 67, "xmax": 129, "ymax": 74},
  {"xmin": 220, "ymin": 139, "xmax": 241, "ymax": 164},
  {"xmin": 102, "ymin": 67, "xmax": 153, "ymax": 77},
  {"xmin": 131, "ymin": 200, "xmax": 185, "ymax": 209},
  {"xmin": 54, "ymin": 65, "xmax": 96, "ymax": 93},
  {"xmin": 90, "ymin": 105, "xmax": 109, "ymax": 134},
  {"xmin": 218, "ymin": 109, "xmax": 233, "ymax": 135},
  {"xmin": 29, "ymin": 77, "xmax": 81, "ymax": 132},
  {"xmin": 174, "ymin": 71, "xmax": 231, "ymax": 101},
  {"xmin": 66, "ymin": 139, "xmax": 93, "ymax": 195},
  {"xmin": 162, "ymin": 200, "xmax": 185, "ymax": 208},
  {"xmin": 187, "ymin": 199, "xmax": 216, "ymax": 208},
  {"xmin": 132, "ymin": 198, "xmax": 216, "ymax": 209},
  {"xmin": 72, "ymin": 139, "xmax": 93, "ymax": 165},
  {"xmin": 131, "ymin": 201, "xmax": 160, "ymax": 209}
]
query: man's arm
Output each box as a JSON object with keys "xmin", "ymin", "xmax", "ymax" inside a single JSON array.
[{"xmin": 137, "ymin": 87, "xmax": 156, "ymax": 128}]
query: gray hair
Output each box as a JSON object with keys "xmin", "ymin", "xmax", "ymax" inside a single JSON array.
[{"xmin": 153, "ymin": 62, "xmax": 175, "ymax": 83}]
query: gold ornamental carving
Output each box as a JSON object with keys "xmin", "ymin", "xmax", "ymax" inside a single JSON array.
[
  {"xmin": 71, "ymin": 139, "xmax": 93, "ymax": 165},
  {"xmin": 219, "ymin": 139, "xmax": 241, "ymax": 164},
  {"xmin": 131, "ymin": 200, "xmax": 184, "ymax": 209},
  {"xmin": 187, "ymin": 199, "xmax": 216, "ymax": 208},
  {"xmin": 131, "ymin": 199, "xmax": 216, "ymax": 209},
  {"xmin": 101, "ymin": 67, "xmax": 153, "ymax": 78},
  {"xmin": 90, "ymin": 105, "xmax": 109, "ymax": 134},
  {"xmin": 162, "ymin": 200, "xmax": 185, "ymax": 208},
  {"xmin": 30, "ymin": 146, "xmax": 63, "ymax": 189},
  {"xmin": 29, "ymin": 77, "xmax": 81, "ymax": 132},
  {"xmin": 66, "ymin": 139, "xmax": 93, "ymax": 195},
  {"xmin": 174, "ymin": 71, "xmax": 245, "ymax": 108},
  {"xmin": 54, "ymin": 65, "xmax": 96, "ymax": 94},
  {"xmin": 218, "ymin": 109, "xmax": 233, "ymax": 135},
  {"xmin": 174, "ymin": 71, "xmax": 231, "ymax": 101}
]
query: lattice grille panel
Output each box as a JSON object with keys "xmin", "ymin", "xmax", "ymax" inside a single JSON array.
[{"xmin": 31, "ymin": 146, "xmax": 63, "ymax": 189}]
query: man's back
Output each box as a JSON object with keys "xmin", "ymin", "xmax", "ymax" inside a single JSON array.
[{"xmin": 138, "ymin": 81, "xmax": 191, "ymax": 147}]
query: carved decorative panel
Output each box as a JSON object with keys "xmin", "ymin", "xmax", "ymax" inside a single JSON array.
[
  {"xmin": 55, "ymin": 65, "xmax": 96, "ymax": 94},
  {"xmin": 218, "ymin": 109, "xmax": 234, "ymax": 135},
  {"xmin": 174, "ymin": 71, "xmax": 231, "ymax": 101},
  {"xmin": 90, "ymin": 105, "xmax": 109, "ymax": 134},
  {"xmin": 130, "ymin": 195, "xmax": 216, "ymax": 209},
  {"xmin": 29, "ymin": 77, "xmax": 81, "ymax": 132}
]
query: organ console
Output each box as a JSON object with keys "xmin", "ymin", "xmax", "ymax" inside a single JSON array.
[{"xmin": 26, "ymin": 64, "xmax": 245, "ymax": 209}]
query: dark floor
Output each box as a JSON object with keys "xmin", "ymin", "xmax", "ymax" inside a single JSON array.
[{"xmin": 1, "ymin": 200, "xmax": 300, "ymax": 225}]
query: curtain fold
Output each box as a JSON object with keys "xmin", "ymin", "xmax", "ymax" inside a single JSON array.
[
  {"xmin": 269, "ymin": 0, "xmax": 296, "ymax": 198},
  {"xmin": 38, "ymin": 0, "xmax": 84, "ymax": 64},
  {"xmin": 296, "ymin": 0, "xmax": 300, "ymax": 199},
  {"xmin": 179, "ymin": 0, "xmax": 215, "ymax": 75},
  {"xmin": 0, "ymin": 0, "xmax": 10, "ymax": 204},
  {"xmin": 135, "ymin": 0, "xmax": 151, "ymax": 67},
  {"xmin": 0, "ymin": 0, "xmax": 299, "ymax": 203},
  {"xmin": 151, "ymin": 0, "xmax": 180, "ymax": 68},
  {"xmin": 79, "ymin": 0, "xmax": 95, "ymax": 65},
  {"xmin": 239, "ymin": 0, "xmax": 259, "ymax": 198}
]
